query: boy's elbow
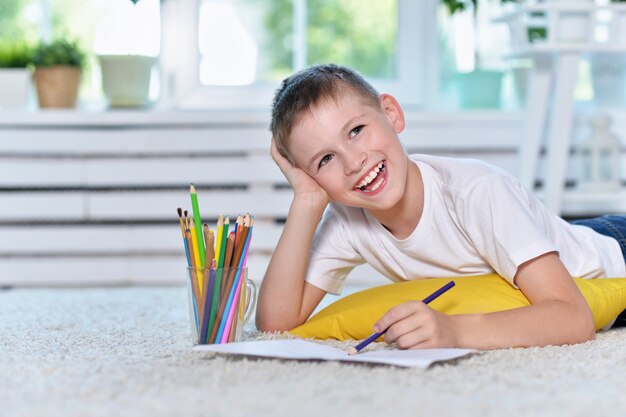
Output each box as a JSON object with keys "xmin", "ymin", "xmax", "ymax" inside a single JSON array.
[
  {"xmin": 255, "ymin": 316, "xmax": 281, "ymax": 333},
  {"xmin": 581, "ymin": 317, "xmax": 596, "ymax": 343},
  {"xmin": 571, "ymin": 308, "xmax": 596, "ymax": 345},
  {"xmin": 255, "ymin": 313, "xmax": 305, "ymax": 333},
  {"xmin": 572, "ymin": 325, "xmax": 595, "ymax": 345}
]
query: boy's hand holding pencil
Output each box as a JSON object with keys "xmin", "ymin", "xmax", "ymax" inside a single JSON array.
[{"xmin": 349, "ymin": 281, "xmax": 455, "ymax": 355}]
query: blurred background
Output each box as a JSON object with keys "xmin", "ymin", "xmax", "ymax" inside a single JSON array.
[
  {"xmin": 0, "ymin": 0, "xmax": 624, "ymax": 287},
  {"xmin": 0, "ymin": 0, "xmax": 554, "ymax": 110}
]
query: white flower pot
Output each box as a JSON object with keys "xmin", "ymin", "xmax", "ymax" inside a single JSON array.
[
  {"xmin": 99, "ymin": 55, "xmax": 156, "ymax": 107},
  {"xmin": 0, "ymin": 68, "xmax": 31, "ymax": 109},
  {"xmin": 456, "ymin": 70, "xmax": 504, "ymax": 109},
  {"xmin": 553, "ymin": 0, "xmax": 593, "ymax": 43}
]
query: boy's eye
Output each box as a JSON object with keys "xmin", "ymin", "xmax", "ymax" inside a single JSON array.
[
  {"xmin": 319, "ymin": 154, "xmax": 333, "ymax": 168},
  {"xmin": 350, "ymin": 125, "xmax": 364, "ymax": 138}
]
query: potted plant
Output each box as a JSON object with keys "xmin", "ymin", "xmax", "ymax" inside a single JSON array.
[
  {"xmin": 32, "ymin": 39, "xmax": 86, "ymax": 108},
  {"xmin": 97, "ymin": 0, "xmax": 158, "ymax": 108},
  {"xmin": 0, "ymin": 42, "xmax": 34, "ymax": 109}
]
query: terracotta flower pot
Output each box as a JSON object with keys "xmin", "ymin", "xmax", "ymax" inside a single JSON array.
[{"xmin": 33, "ymin": 65, "xmax": 81, "ymax": 108}]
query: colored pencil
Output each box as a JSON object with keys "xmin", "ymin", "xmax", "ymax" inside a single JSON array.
[
  {"xmin": 185, "ymin": 227, "xmax": 201, "ymax": 332},
  {"xmin": 199, "ymin": 266, "xmax": 217, "ymax": 344},
  {"xmin": 177, "ymin": 208, "xmax": 191, "ymax": 267},
  {"xmin": 217, "ymin": 217, "xmax": 230, "ymax": 269},
  {"xmin": 209, "ymin": 222, "xmax": 250, "ymax": 343},
  {"xmin": 214, "ymin": 215, "xmax": 224, "ymax": 267},
  {"xmin": 203, "ymin": 224, "xmax": 215, "ymax": 274},
  {"xmin": 228, "ymin": 278, "xmax": 244, "ymax": 343},
  {"xmin": 241, "ymin": 215, "xmax": 253, "ymax": 267},
  {"xmin": 215, "ymin": 219, "xmax": 252, "ymax": 343},
  {"xmin": 188, "ymin": 219, "xmax": 201, "ymax": 269},
  {"xmin": 208, "ymin": 218, "xmax": 229, "ymax": 338},
  {"xmin": 190, "ymin": 184, "xmax": 206, "ymax": 266},
  {"xmin": 223, "ymin": 231, "xmax": 235, "ymax": 269},
  {"xmin": 220, "ymin": 269, "xmax": 247, "ymax": 343},
  {"xmin": 231, "ymin": 216, "xmax": 239, "ymax": 245},
  {"xmin": 348, "ymin": 281, "xmax": 456, "ymax": 355},
  {"xmin": 198, "ymin": 258, "xmax": 215, "ymax": 331},
  {"xmin": 189, "ymin": 218, "xmax": 204, "ymax": 290},
  {"xmin": 185, "ymin": 227, "xmax": 200, "ymax": 300},
  {"xmin": 221, "ymin": 231, "xmax": 236, "ymax": 293}
]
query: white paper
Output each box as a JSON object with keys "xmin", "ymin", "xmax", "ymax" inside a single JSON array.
[{"xmin": 193, "ymin": 339, "xmax": 476, "ymax": 368}]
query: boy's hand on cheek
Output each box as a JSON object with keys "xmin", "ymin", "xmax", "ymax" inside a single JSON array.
[
  {"xmin": 374, "ymin": 301, "xmax": 458, "ymax": 349},
  {"xmin": 271, "ymin": 139, "xmax": 330, "ymax": 207}
]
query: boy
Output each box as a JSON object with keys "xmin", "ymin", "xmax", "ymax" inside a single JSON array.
[{"xmin": 256, "ymin": 63, "xmax": 626, "ymax": 349}]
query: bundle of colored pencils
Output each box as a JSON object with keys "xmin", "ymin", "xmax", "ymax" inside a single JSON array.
[{"xmin": 177, "ymin": 184, "xmax": 254, "ymax": 344}]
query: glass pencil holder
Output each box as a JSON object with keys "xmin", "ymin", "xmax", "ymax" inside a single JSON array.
[{"xmin": 186, "ymin": 266, "xmax": 256, "ymax": 345}]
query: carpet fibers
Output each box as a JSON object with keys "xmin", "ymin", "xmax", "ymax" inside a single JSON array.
[{"xmin": 2, "ymin": 287, "xmax": 626, "ymax": 417}]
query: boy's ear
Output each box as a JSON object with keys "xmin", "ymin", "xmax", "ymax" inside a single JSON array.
[{"xmin": 379, "ymin": 94, "xmax": 405, "ymax": 133}]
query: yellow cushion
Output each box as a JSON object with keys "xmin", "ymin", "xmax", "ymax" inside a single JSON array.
[{"xmin": 290, "ymin": 274, "xmax": 626, "ymax": 341}]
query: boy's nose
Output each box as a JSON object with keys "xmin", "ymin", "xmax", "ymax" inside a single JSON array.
[{"xmin": 344, "ymin": 152, "xmax": 366, "ymax": 175}]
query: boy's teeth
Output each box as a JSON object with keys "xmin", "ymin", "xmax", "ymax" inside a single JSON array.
[
  {"xmin": 356, "ymin": 162, "xmax": 385, "ymax": 190},
  {"xmin": 371, "ymin": 178, "xmax": 384, "ymax": 191}
]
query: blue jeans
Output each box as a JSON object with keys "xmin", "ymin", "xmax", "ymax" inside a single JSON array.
[
  {"xmin": 569, "ymin": 215, "xmax": 626, "ymax": 261},
  {"xmin": 569, "ymin": 215, "xmax": 626, "ymax": 327}
]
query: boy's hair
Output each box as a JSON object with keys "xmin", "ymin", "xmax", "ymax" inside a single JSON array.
[{"xmin": 270, "ymin": 63, "xmax": 380, "ymax": 166}]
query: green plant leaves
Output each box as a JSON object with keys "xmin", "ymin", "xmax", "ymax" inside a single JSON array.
[{"xmin": 32, "ymin": 39, "xmax": 86, "ymax": 69}]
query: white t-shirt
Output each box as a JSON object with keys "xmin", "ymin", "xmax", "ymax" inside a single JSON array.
[{"xmin": 305, "ymin": 154, "xmax": 625, "ymax": 295}]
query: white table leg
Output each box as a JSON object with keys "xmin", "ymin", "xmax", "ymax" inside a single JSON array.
[
  {"xmin": 519, "ymin": 55, "xmax": 553, "ymax": 191},
  {"xmin": 543, "ymin": 52, "xmax": 581, "ymax": 215}
]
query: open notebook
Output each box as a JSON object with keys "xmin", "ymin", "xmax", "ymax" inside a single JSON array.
[{"xmin": 193, "ymin": 339, "xmax": 477, "ymax": 368}]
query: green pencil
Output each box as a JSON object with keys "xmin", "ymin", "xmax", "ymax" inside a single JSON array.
[
  {"xmin": 189, "ymin": 184, "xmax": 206, "ymax": 266},
  {"xmin": 209, "ymin": 216, "xmax": 229, "ymax": 340}
]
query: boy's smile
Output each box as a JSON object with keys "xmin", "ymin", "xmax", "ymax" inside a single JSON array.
[
  {"xmin": 353, "ymin": 160, "xmax": 386, "ymax": 194},
  {"xmin": 288, "ymin": 88, "xmax": 422, "ymax": 233}
]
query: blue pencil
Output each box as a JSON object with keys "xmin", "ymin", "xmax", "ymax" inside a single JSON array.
[
  {"xmin": 348, "ymin": 280, "xmax": 456, "ymax": 355},
  {"xmin": 178, "ymin": 208, "xmax": 198, "ymax": 331},
  {"xmin": 199, "ymin": 267, "xmax": 217, "ymax": 344}
]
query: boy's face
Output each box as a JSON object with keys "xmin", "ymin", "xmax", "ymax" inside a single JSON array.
[{"xmin": 289, "ymin": 90, "xmax": 409, "ymax": 212}]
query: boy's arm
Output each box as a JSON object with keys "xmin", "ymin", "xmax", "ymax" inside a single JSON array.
[
  {"xmin": 256, "ymin": 195, "xmax": 328, "ymax": 332},
  {"xmin": 255, "ymin": 140, "xmax": 329, "ymax": 332},
  {"xmin": 376, "ymin": 252, "xmax": 596, "ymax": 349}
]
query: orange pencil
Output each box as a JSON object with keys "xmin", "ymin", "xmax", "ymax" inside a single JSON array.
[
  {"xmin": 223, "ymin": 231, "xmax": 235, "ymax": 267},
  {"xmin": 203, "ymin": 224, "xmax": 215, "ymax": 269},
  {"xmin": 220, "ymin": 231, "xmax": 236, "ymax": 295}
]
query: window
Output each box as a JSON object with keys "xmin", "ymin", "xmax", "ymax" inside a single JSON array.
[
  {"xmin": 162, "ymin": 0, "xmax": 425, "ymax": 109},
  {"xmin": 0, "ymin": 0, "xmax": 160, "ymax": 103},
  {"xmin": 5, "ymin": 0, "xmax": 601, "ymax": 111}
]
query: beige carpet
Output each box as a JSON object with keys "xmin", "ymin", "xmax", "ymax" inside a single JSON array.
[{"xmin": 2, "ymin": 286, "xmax": 626, "ymax": 417}]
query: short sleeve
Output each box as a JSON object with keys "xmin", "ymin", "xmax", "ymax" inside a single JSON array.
[
  {"xmin": 305, "ymin": 206, "xmax": 365, "ymax": 294},
  {"xmin": 454, "ymin": 173, "xmax": 557, "ymax": 287}
]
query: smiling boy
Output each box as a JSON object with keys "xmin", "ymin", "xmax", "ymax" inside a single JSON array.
[{"xmin": 256, "ymin": 64, "xmax": 626, "ymax": 349}]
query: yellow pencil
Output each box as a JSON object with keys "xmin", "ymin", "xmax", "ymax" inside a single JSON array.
[
  {"xmin": 214, "ymin": 215, "xmax": 224, "ymax": 268},
  {"xmin": 189, "ymin": 218, "xmax": 203, "ymax": 289}
]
